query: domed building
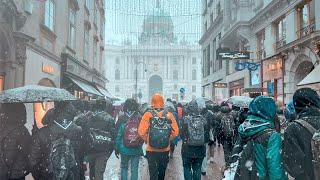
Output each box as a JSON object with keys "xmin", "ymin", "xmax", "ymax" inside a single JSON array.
[
  {"xmin": 139, "ymin": 7, "xmax": 175, "ymax": 45},
  {"xmin": 105, "ymin": 5, "xmax": 202, "ymax": 103}
]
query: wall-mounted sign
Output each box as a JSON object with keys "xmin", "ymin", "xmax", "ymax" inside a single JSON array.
[
  {"xmin": 214, "ymin": 83, "xmax": 227, "ymax": 88},
  {"xmin": 236, "ymin": 62, "xmax": 259, "ymax": 71},
  {"xmin": 217, "ymin": 48, "xmax": 250, "ymax": 60},
  {"xmin": 42, "ymin": 64, "xmax": 55, "ymax": 75}
]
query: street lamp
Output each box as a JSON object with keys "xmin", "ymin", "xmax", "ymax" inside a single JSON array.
[{"xmin": 135, "ymin": 61, "xmax": 147, "ymax": 101}]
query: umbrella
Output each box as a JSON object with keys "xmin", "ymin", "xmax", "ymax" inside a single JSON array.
[
  {"xmin": 228, "ymin": 96, "xmax": 253, "ymax": 108},
  {"xmin": 0, "ymin": 85, "xmax": 76, "ymax": 103}
]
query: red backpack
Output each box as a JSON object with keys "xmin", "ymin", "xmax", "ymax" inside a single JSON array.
[{"xmin": 123, "ymin": 113, "xmax": 143, "ymax": 148}]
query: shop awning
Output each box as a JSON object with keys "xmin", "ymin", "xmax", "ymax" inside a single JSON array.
[
  {"xmin": 298, "ymin": 65, "xmax": 320, "ymax": 86},
  {"xmin": 95, "ymin": 85, "xmax": 116, "ymax": 99},
  {"xmin": 68, "ymin": 77, "xmax": 103, "ymax": 96}
]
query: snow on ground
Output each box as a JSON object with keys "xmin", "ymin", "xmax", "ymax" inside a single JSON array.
[{"xmin": 104, "ymin": 143, "xmax": 226, "ymax": 180}]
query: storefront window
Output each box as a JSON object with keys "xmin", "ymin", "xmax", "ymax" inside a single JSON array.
[
  {"xmin": 34, "ymin": 102, "xmax": 54, "ymax": 128},
  {"xmin": 0, "ymin": 76, "xmax": 4, "ymax": 92}
]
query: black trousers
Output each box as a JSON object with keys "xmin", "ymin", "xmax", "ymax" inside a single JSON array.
[{"xmin": 146, "ymin": 151, "xmax": 169, "ymax": 180}]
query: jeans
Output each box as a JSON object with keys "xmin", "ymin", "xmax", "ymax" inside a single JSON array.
[
  {"xmin": 120, "ymin": 154, "xmax": 140, "ymax": 180},
  {"xmin": 182, "ymin": 156, "xmax": 204, "ymax": 180},
  {"xmin": 146, "ymin": 151, "xmax": 169, "ymax": 180}
]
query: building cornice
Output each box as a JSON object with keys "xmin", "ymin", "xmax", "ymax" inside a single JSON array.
[
  {"xmin": 26, "ymin": 41, "xmax": 62, "ymax": 64},
  {"xmin": 276, "ymin": 30, "xmax": 320, "ymax": 54},
  {"xmin": 250, "ymin": 0, "xmax": 303, "ymax": 32}
]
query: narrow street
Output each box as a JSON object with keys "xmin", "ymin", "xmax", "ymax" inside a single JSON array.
[{"xmin": 104, "ymin": 143, "xmax": 226, "ymax": 180}]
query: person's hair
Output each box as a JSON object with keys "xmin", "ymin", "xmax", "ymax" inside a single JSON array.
[{"xmin": 123, "ymin": 98, "xmax": 139, "ymax": 112}]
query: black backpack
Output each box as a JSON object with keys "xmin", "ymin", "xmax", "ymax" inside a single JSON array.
[
  {"xmin": 87, "ymin": 112, "xmax": 115, "ymax": 153},
  {"xmin": 0, "ymin": 127, "xmax": 13, "ymax": 180},
  {"xmin": 149, "ymin": 110, "xmax": 172, "ymax": 149},
  {"xmin": 48, "ymin": 122, "xmax": 77, "ymax": 180},
  {"xmin": 184, "ymin": 115, "xmax": 206, "ymax": 146},
  {"xmin": 222, "ymin": 114, "xmax": 235, "ymax": 138}
]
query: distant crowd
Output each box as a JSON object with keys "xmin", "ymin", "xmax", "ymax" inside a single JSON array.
[{"xmin": 0, "ymin": 87, "xmax": 319, "ymax": 180}]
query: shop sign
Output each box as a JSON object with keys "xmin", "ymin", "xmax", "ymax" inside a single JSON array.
[
  {"xmin": 42, "ymin": 64, "xmax": 55, "ymax": 75},
  {"xmin": 235, "ymin": 62, "xmax": 259, "ymax": 71},
  {"xmin": 214, "ymin": 83, "xmax": 227, "ymax": 88},
  {"xmin": 217, "ymin": 49, "xmax": 250, "ymax": 60}
]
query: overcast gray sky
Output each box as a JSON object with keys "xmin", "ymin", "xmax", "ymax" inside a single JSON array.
[{"xmin": 105, "ymin": 0, "xmax": 202, "ymax": 45}]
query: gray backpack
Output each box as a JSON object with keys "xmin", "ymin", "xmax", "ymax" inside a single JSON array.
[
  {"xmin": 185, "ymin": 115, "xmax": 206, "ymax": 146},
  {"xmin": 295, "ymin": 120, "xmax": 320, "ymax": 180}
]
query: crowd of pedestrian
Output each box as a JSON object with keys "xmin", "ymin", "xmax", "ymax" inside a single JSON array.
[{"xmin": 0, "ymin": 88, "xmax": 319, "ymax": 180}]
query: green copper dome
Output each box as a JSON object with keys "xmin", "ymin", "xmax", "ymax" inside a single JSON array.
[{"xmin": 139, "ymin": 7, "xmax": 174, "ymax": 45}]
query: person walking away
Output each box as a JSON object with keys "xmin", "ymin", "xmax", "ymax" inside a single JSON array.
[
  {"xmin": 235, "ymin": 96, "xmax": 287, "ymax": 180},
  {"xmin": 201, "ymin": 103, "xmax": 215, "ymax": 175},
  {"xmin": 220, "ymin": 103, "xmax": 235, "ymax": 168},
  {"xmin": 138, "ymin": 94, "xmax": 179, "ymax": 180},
  {"xmin": 30, "ymin": 102, "xmax": 84, "ymax": 180},
  {"xmin": 115, "ymin": 98, "xmax": 143, "ymax": 180},
  {"xmin": 181, "ymin": 98, "xmax": 210, "ymax": 180},
  {"xmin": 283, "ymin": 88, "xmax": 320, "ymax": 180},
  {"xmin": 165, "ymin": 100, "xmax": 180, "ymax": 159},
  {"xmin": 84, "ymin": 100, "xmax": 115, "ymax": 180},
  {"xmin": 0, "ymin": 103, "xmax": 31, "ymax": 180}
]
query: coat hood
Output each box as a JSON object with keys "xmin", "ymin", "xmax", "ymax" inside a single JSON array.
[
  {"xmin": 238, "ymin": 96, "xmax": 276, "ymax": 139},
  {"xmin": 151, "ymin": 93, "xmax": 164, "ymax": 109},
  {"xmin": 248, "ymin": 96, "xmax": 277, "ymax": 122},
  {"xmin": 293, "ymin": 88, "xmax": 320, "ymax": 114}
]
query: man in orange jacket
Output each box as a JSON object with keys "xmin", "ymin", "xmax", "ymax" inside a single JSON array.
[{"xmin": 138, "ymin": 93, "xmax": 179, "ymax": 180}]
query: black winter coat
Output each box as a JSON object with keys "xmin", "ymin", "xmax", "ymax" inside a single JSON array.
[
  {"xmin": 0, "ymin": 125, "xmax": 31, "ymax": 179},
  {"xmin": 180, "ymin": 112, "xmax": 210, "ymax": 158},
  {"xmin": 283, "ymin": 108, "xmax": 320, "ymax": 180},
  {"xmin": 29, "ymin": 121, "xmax": 84, "ymax": 180}
]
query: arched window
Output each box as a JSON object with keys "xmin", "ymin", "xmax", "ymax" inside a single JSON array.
[
  {"xmin": 115, "ymin": 69, "xmax": 120, "ymax": 80},
  {"xmin": 173, "ymin": 70, "xmax": 178, "ymax": 80},
  {"xmin": 192, "ymin": 69, "xmax": 197, "ymax": 80}
]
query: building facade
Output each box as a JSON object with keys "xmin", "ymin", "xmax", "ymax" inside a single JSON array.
[
  {"xmin": 200, "ymin": 0, "xmax": 320, "ymax": 106},
  {"xmin": 0, "ymin": 0, "xmax": 106, "ymax": 132},
  {"xmin": 105, "ymin": 7, "xmax": 202, "ymax": 103}
]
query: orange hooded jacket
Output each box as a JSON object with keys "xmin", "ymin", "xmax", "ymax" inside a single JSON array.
[{"xmin": 138, "ymin": 94, "xmax": 179, "ymax": 152}]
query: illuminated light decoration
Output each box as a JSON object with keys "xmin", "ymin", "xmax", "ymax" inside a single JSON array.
[{"xmin": 42, "ymin": 64, "xmax": 55, "ymax": 75}]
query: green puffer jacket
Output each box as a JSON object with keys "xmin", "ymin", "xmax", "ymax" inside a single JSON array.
[
  {"xmin": 237, "ymin": 96, "xmax": 287, "ymax": 180},
  {"xmin": 115, "ymin": 122, "xmax": 143, "ymax": 156}
]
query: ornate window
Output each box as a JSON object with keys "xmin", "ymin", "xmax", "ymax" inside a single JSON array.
[
  {"xmin": 68, "ymin": 8, "xmax": 76, "ymax": 49},
  {"xmin": 192, "ymin": 57, "xmax": 197, "ymax": 64},
  {"xmin": 44, "ymin": 0, "xmax": 55, "ymax": 31},
  {"xmin": 116, "ymin": 58, "xmax": 120, "ymax": 64},
  {"xmin": 84, "ymin": 29, "xmax": 89, "ymax": 61}
]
